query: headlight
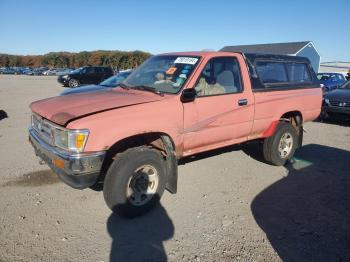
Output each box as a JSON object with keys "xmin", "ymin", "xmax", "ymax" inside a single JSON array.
[
  {"xmin": 53, "ymin": 128, "xmax": 89, "ymax": 153},
  {"xmin": 324, "ymin": 98, "xmax": 330, "ymax": 105},
  {"xmin": 62, "ymin": 75, "xmax": 69, "ymax": 79}
]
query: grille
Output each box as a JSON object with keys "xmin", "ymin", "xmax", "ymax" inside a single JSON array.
[
  {"xmin": 329, "ymin": 100, "xmax": 350, "ymax": 108},
  {"xmin": 31, "ymin": 114, "xmax": 54, "ymax": 145}
]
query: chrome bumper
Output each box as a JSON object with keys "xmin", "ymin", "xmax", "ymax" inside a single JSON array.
[{"xmin": 28, "ymin": 127, "xmax": 106, "ymax": 189}]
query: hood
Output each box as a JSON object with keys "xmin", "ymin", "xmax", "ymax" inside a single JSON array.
[
  {"xmin": 31, "ymin": 89, "xmax": 164, "ymax": 126},
  {"xmin": 324, "ymin": 88, "xmax": 350, "ymax": 101},
  {"xmin": 319, "ymin": 79, "xmax": 334, "ymax": 85},
  {"xmin": 60, "ymin": 84, "xmax": 114, "ymax": 96}
]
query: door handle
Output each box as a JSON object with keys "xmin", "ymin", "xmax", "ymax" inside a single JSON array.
[{"xmin": 238, "ymin": 99, "xmax": 248, "ymax": 106}]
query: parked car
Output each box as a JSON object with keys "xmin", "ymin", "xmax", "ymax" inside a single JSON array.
[
  {"xmin": 42, "ymin": 69, "xmax": 50, "ymax": 75},
  {"xmin": 23, "ymin": 68, "xmax": 34, "ymax": 75},
  {"xmin": 13, "ymin": 67, "xmax": 22, "ymax": 74},
  {"xmin": 29, "ymin": 52, "xmax": 322, "ymax": 217},
  {"xmin": 321, "ymin": 80, "xmax": 350, "ymax": 120},
  {"xmin": 33, "ymin": 67, "xmax": 48, "ymax": 76},
  {"xmin": 57, "ymin": 66, "xmax": 113, "ymax": 87},
  {"xmin": 43, "ymin": 68, "xmax": 59, "ymax": 76},
  {"xmin": 12, "ymin": 67, "xmax": 28, "ymax": 75},
  {"xmin": 60, "ymin": 70, "xmax": 132, "ymax": 95},
  {"xmin": 317, "ymin": 73, "xmax": 347, "ymax": 91},
  {"xmin": 17, "ymin": 67, "xmax": 31, "ymax": 75},
  {"xmin": 1, "ymin": 68, "xmax": 16, "ymax": 74}
]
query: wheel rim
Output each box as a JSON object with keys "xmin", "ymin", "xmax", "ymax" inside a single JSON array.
[
  {"xmin": 126, "ymin": 165, "xmax": 159, "ymax": 206},
  {"xmin": 70, "ymin": 79, "xmax": 78, "ymax": 87},
  {"xmin": 278, "ymin": 132, "xmax": 293, "ymax": 158}
]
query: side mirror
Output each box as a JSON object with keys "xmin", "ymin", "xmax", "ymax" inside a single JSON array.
[{"xmin": 181, "ymin": 88, "xmax": 197, "ymax": 103}]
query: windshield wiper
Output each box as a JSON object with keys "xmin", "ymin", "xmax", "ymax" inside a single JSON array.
[{"xmin": 131, "ymin": 85, "xmax": 164, "ymax": 96}]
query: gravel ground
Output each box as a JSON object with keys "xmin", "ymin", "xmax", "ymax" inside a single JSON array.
[{"xmin": 0, "ymin": 75, "xmax": 349, "ymax": 262}]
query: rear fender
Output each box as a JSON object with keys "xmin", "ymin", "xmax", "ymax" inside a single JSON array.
[{"xmin": 262, "ymin": 118, "xmax": 303, "ymax": 147}]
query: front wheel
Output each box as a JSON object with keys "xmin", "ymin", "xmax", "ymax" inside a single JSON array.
[
  {"xmin": 103, "ymin": 147, "xmax": 166, "ymax": 218},
  {"xmin": 68, "ymin": 78, "xmax": 80, "ymax": 88},
  {"xmin": 263, "ymin": 122, "xmax": 298, "ymax": 166}
]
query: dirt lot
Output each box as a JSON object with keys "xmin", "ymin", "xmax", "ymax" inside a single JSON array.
[{"xmin": 0, "ymin": 75, "xmax": 349, "ymax": 262}]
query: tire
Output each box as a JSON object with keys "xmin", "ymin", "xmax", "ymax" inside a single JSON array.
[
  {"xmin": 68, "ymin": 78, "xmax": 79, "ymax": 88},
  {"xmin": 263, "ymin": 122, "xmax": 298, "ymax": 166},
  {"xmin": 319, "ymin": 108, "xmax": 328, "ymax": 121},
  {"xmin": 103, "ymin": 147, "xmax": 166, "ymax": 218},
  {"xmin": 89, "ymin": 181, "xmax": 103, "ymax": 191}
]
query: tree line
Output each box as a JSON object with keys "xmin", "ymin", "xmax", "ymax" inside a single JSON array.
[{"xmin": 0, "ymin": 50, "xmax": 151, "ymax": 70}]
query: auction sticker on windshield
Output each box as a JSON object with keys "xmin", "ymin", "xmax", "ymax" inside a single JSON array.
[
  {"xmin": 174, "ymin": 57, "xmax": 198, "ymax": 65},
  {"xmin": 166, "ymin": 67, "xmax": 177, "ymax": 75}
]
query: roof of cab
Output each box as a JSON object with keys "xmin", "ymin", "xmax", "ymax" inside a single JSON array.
[
  {"xmin": 159, "ymin": 51, "xmax": 238, "ymax": 57},
  {"xmin": 244, "ymin": 53, "xmax": 311, "ymax": 63},
  {"xmin": 158, "ymin": 51, "xmax": 310, "ymax": 63}
]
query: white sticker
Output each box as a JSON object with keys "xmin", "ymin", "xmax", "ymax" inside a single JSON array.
[{"xmin": 174, "ymin": 57, "xmax": 198, "ymax": 65}]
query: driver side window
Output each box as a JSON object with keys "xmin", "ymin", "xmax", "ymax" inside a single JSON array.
[{"xmin": 195, "ymin": 57, "xmax": 243, "ymax": 97}]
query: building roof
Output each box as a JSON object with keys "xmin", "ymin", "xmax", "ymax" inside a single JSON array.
[{"xmin": 221, "ymin": 41, "xmax": 312, "ymax": 55}]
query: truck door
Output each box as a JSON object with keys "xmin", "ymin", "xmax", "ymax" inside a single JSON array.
[{"xmin": 183, "ymin": 55, "xmax": 254, "ymax": 153}]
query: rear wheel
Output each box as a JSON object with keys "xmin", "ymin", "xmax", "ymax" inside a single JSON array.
[
  {"xmin": 103, "ymin": 147, "xmax": 166, "ymax": 218},
  {"xmin": 263, "ymin": 122, "xmax": 298, "ymax": 166},
  {"xmin": 68, "ymin": 78, "xmax": 80, "ymax": 88}
]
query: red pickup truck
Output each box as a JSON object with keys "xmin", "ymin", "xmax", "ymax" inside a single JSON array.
[{"xmin": 29, "ymin": 51, "xmax": 322, "ymax": 217}]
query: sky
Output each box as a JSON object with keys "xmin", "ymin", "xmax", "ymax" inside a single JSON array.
[{"xmin": 0, "ymin": 0, "xmax": 349, "ymax": 62}]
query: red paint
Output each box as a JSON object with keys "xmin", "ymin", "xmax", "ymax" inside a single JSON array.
[{"xmin": 262, "ymin": 121, "xmax": 279, "ymax": 138}]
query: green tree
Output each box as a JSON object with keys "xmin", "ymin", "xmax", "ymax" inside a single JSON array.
[{"xmin": 0, "ymin": 50, "xmax": 151, "ymax": 68}]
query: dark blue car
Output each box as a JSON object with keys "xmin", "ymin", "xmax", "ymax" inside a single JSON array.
[
  {"xmin": 317, "ymin": 73, "xmax": 347, "ymax": 91},
  {"xmin": 321, "ymin": 80, "xmax": 350, "ymax": 120},
  {"xmin": 60, "ymin": 70, "xmax": 132, "ymax": 95}
]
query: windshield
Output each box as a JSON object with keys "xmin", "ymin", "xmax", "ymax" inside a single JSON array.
[
  {"xmin": 71, "ymin": 67, "xmax": 84, "ymax": 74},
  {"xmin": 100, "ymin": 71, "xmax": 132, "ymax": 87},
  {"xmin": 124, "ymin": 55, "xmax": 200, "ymax": 94},
  {"xmin": 317, "ymin": 74, "xmax": 330, "ymax": 81},
  {"xmin": 340, "ymin": 81, "xmax": 350, "ymax": 89}
]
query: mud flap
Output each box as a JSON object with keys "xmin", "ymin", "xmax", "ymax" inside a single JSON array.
[
  {"xmin": 161, "ymin": 136, "xmax": 178, "ymax": 194},
  {"xmin": 298, "ymin": 125, "xmax": 304, "ymax": 148}
]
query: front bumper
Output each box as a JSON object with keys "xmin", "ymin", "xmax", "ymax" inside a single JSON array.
[
  {"xmin": 28, "ymin": 128, "xmax": 106, "ymax": 189},
  {"xmin": 57, "ymin": 76, "xmax": 69, "ymax": 85},
  {"xmin": 322, "ymin": 105, "xmax": 350, "ymax": 120}
]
